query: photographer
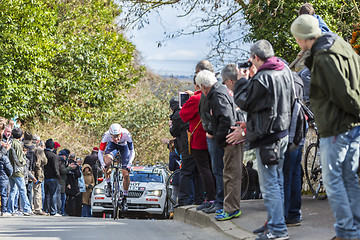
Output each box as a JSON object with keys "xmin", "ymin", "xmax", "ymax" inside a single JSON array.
[{"xmin": 234, "ymin": 40, "xmax": 292, "ymax": 240}]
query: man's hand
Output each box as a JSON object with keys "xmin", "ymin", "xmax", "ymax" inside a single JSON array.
[
  {"xmin": 1, "ymin": 142, "xmax": 11, "ymax": 151},
  {"xmin": 226, "ymin": 122, "xmax": 246, "ymax": 145},
  {"xmin": 237, "ymin": 68, "xmax": 250, "ymax": 80}
]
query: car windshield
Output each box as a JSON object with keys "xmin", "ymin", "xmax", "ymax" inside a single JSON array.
[{"xmin": 129, "ymin": 171, "xmax": 163, "ymax": 183}]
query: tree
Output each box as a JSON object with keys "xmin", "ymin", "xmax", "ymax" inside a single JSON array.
[
  {"xmin": 0, "ymin": 0, "xmax": 141, "ymax": 122},
  {"xmin": 118, "ymin": 0, "xmax": 360, "ymax": 63}
]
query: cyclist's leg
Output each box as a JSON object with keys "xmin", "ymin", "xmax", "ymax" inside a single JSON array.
[{"xmin": 119, "ymin": 145, "xmax": 130, "ymax": 192}]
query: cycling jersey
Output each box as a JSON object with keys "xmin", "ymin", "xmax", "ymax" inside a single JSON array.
[{"xmin": 98, "ymin": 128, "xmax": 135, "ymax": 169}]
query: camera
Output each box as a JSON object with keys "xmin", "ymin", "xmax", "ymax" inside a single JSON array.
[
  {"xmin": 178, "ymin": 92, "xmax": 190, "ymax": 109},
  {"xmin": 238, "ymin": 61, "xmax": 252, "ymax": 68}
]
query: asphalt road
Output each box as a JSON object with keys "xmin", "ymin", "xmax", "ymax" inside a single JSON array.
[{"xmin": 0, "ymin": 215, "xmax": 232, "ymax": 240}]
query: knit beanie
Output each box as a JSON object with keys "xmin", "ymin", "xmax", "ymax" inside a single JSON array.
[
  {"xmin": 12, "ymin": 128, "xmax": 23, "ymax": 139},
  {"xmin": 291, "ymin": 14, "xmax": 321, "ymax": 40},
  {"xmin": 45, "ymin": 138, "xmax": 55, "ymax": 149},
  {"xmin": 24, "ymin": 131, "xmax": 33, "ymax": 141}
]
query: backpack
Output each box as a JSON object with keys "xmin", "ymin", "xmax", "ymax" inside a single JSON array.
[{"xmin": 288, "ymin": 71, "xmax": 307, "ymax": 152}]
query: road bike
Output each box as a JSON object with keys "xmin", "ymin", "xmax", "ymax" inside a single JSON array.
[
  {"xmin": 111, "ymin": 153, "xmax": 125, "ymax": 219},
  {"xmin": 304, "ymin": 121, "xmax": 327, "ymax": 200},
  {"xmin": 166, "ymin": 164, "xmax": 249, "ymax": 205}
]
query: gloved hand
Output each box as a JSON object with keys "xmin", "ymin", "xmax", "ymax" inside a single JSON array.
[{"xmin": 88, "ymin": 184, "xmax": 93, "ymax": 189}]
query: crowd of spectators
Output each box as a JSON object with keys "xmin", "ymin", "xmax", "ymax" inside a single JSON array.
[
  {"xmin": 167, "ymin": 3, "xmax": 360, "ymax": 240},
  {"xmin": 0, "ymin": 118, "xmax": 101, "ymax": 218}
]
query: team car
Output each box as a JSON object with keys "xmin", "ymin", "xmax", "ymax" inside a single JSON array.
[{"xmin": 91, "ymin": 165, "xmax": 171, "ymax": 218}]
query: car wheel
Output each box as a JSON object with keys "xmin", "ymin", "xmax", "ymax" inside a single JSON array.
[{"xmin": 160, "ymin": 198, "xmax": 169, "ymax": 219}]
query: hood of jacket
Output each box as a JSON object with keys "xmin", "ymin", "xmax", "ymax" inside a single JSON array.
[
  {"xmin": 257, "ymin": 56, "xmax": 284, "ymax": 72},
  {"xmin": 82, "ymin": 163, "xmax": 93, "ymax": 175}
]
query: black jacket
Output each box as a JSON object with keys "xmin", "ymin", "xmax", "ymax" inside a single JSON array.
[
  {"xmin": 207, "ymin": 82, "xmax": 238, "ymax": 148},
  {"xmin": 169, "ymin": 97, "xmax": 189, "ymax": 157},
  {"xmin": 44, "ymin": 149, "xmax": 61, "ymax": 180},
  {"xmin": 234, "ymin": 67, "xmax": 293, "ymax": 147},
  {"xmin": 65, "ymin": 159, "xmax": 81, "ymax": 196}
]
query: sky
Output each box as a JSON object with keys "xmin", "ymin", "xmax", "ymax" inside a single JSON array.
[{"xmin": 125, "ymin": 7, "xmax": 223, "ymax": 76}]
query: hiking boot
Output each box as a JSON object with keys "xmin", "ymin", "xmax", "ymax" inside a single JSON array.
[
  {"xmin": 214, "ymin": 209, "xmax": 241, "ymax": 221},
  {"xmin": 253, "ymin": 221, "xmax": 269, "ymax": 234},
  {"xmin": 1, "ymin": 212, "xmax": 12, "ymax": 217},
  {"xmin": 34, "ymin": 211, "xmax": 47, "ymax": 216},
  {"xmin": 196, "ymin": 200, "xmax": 213, "ymax": 211},
  {"xmin": 105, "ymin": 182, "xmax": 112, "ymax": 197},
  {"xmin": 255, "ymin": 230, "xmax": 289, "ymax": 240},
  {"xmin": 169, "ymin": 212, "xmax": 174, "ymax": 219},
  {"xmin": 202, "ymin": 204, "xmax": 217, "ymax": 214}
]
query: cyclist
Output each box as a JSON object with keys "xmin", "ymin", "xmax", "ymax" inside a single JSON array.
[{"xmin": 98, "ymin": 123, "xmax": 135, "ymax": 211}]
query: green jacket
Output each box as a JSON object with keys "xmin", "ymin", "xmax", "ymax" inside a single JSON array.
[
  {"xmin": 9, "ymin": 139, "xmax": 26, "ymax": 178},
  {"xmin": 305, "ymin": 32, "xmax": 360, "ymax": 138}
]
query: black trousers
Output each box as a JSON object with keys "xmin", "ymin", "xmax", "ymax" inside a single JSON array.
[{"xmin": 192, "ymin": 149, "xmax": 216, "ymax": 201}]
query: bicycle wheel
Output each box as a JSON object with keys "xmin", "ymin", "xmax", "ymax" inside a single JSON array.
[
  {"xmin": 304, "ymin": 143, "xmax": 327, "ymax": 200},
  {"xmin": 241, "ymin": 164, "xmax": 249, "ymax": 200},
  {"xmin": 166, "ymin": 169, "xmax": 180, "ymax": 205},
  {"xmin": 113, "ymin": 173, "xmax": 121, "ymax": 219}
]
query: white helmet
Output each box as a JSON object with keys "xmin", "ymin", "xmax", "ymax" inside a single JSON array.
[{"xmin": 109, "ymin": 123, "xmax": 122, "ymax": 135}]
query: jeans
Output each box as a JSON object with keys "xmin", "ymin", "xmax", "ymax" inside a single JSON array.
[
  {"xmin": 56, "ymin": 183, "xmax": 61, "ymax": 214},
  {"xmin": 81, "ymin": 204, "xmax": 92, "ymax": 217},
  {"xmin": 27, "ymin": 181, "xmax": 34, "ymax": 210},
  {"xmin": 206, "ymin": 137, "xmax": 224, "ymax": 208},
  {"xmin": 41, "ymin": 181, "xmax": 45, "ymax": 211},
  {"xmin": 60, "ymin": 193, "xmax": 66, "ymax": 215},
  {"xmin": 320, "ymin": 126, "xmax": 360, "ymax": 239},
  {"xmin": 256, "ymin": 136, "xmax": 288, "ymax": 237},
  {"xmin": 44, "ymin": 179, "xmax": 59, "ymax": 215},
  {"xmin": 0, "ymin": 179, "xmax": 9, "ymax": 212},
  {"xmin": 283, "ymin": 144, "xmax": 303, "ymax": 222},
  {"xmin": 8, "ymin": 177, "xmax": 32, "ymax": 213}
]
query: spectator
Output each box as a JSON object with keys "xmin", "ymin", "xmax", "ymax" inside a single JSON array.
[
  {"xmin": 291, "ymin": 14, "xmax": 360, "ymax": 240},
  {"xmin": 65, "ymin": 153, "xmax": 81, "ymax": 216},
  {"xmin": 283, "ymin": 70, "xmax": 305, "ymax": 227},
  {"xmin": 196, "ymin": 60, "xmax": 225, "ymax": 214},
  {"xmin": 180, "ymin": 74, "xmax": 216, "ymax": 212},
  {"xmin": 8, "ymin": 127, "xmax": 33, "ymax": 216},
  {"xmin": 296, "ymin": 3, "xmax": 331, "ymax": 104},
  {"xmin": 77, "ymin": 157, "xmax": 86, "ymax": 217},
  {"xmin": 81, "ymin": 163, "xmax": 94, "ymax": 217},
  {"xmin": 58, "ymin": 149, "xmax": 75, "ymax": 216},
  {"xmin": 23, "ymin": 131, "xmax": 37, "ymax": 211},
  {"xmin": 0, "ymin": 122, "xmax": 13, "ymax": 216},
  {"xmin": 32, "ymin": 135, "xmax": 48, "ymax": 215},
  {"xmin": 44, "ymin": 138, "xmax": 61, "ymax": 216},
  {"xmin": 195, "ymin": 70, "xmax": 243, "ymax": 221},
  {"xmin": 168, "ymin": 139, "xmax": 181, "ymax": 219},
  {"xmin": 234, "ymin": 40, "xmax": 292, "ymax": 240},
  {"xmin": 22, "ymin": 146, "xmax": 37, "ymax": 212},
  {"xmin": 169, "ymin": 97, "xmax": 204, "ymax": 207},
  {"xmin": 83, "ymin": 147, "xmax": 101, "ymax": 185}
]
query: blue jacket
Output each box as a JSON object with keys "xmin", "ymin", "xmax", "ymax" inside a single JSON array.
[{"xmin": 0, "ymin": 147, "xmax": 13, "ymax": 180}]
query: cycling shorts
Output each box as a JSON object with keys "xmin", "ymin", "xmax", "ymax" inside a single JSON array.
[{"xmin": 105, "ymin": 142, "xmax": 130, "ymax": 169}]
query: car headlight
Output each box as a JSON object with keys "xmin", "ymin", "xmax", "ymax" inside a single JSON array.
[
  {"xmin": 146, "ymin": 190, "xmax": 162, "ymax": 197},
  {"xmin": 93, "ymin": 188, "xmax": 105, "ymax": 195}
]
